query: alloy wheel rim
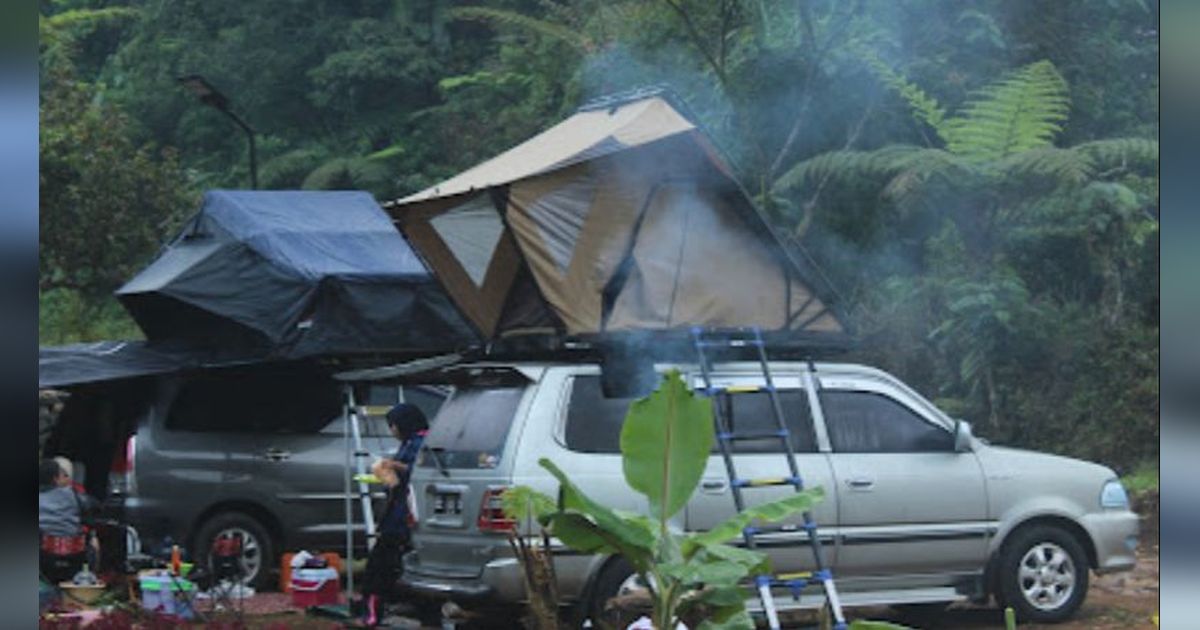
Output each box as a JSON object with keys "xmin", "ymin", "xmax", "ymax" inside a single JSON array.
[
  {"xmin": 213, "ymin": 527, "xmax": 261, "ymax": 583},
  {"xmin": 1018, "ymin": 542, "xmax": 1076, "ymax": 611},
  {"xmin": 616, "ymin": 572, "xmax": 654, "ymax": 598}
]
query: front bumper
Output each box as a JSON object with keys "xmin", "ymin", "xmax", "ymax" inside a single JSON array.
[{"xmin": 1081, "ymin": 509, "xmax": 1140, "ymax": 574}]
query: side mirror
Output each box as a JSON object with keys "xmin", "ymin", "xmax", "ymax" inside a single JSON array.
[{"xmin": 954, "ymin": 419, "xmax": 974, "ymax": 453}]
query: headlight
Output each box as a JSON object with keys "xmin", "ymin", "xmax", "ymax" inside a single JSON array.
[{"xmin": 1100, "ymin": 479, "xmax": 1130, "ymax": 509}]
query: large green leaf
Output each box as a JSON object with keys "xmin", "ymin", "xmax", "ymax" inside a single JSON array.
[
  {"xmin": 620, "ymin": 369, "xmax": 714, "ymax": 522},
  {"xmin": 696, "ymin": 608, "xmax": 755, "ymax": 630},
  {"xmin": 501, "ymin": 485, "xmax": 556, "ymax": 524},
  {"xmin": 684, "ymin": 488, "xmax": 824, "ymax": 555},
  {"xmin": 538, "ymin": 458, "xmax": 656, "ymax": 568}
]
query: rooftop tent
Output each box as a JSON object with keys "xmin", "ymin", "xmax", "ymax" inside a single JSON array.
[
  {"xmin": 386, "ymin": 90, "xmax": 850, "ymax": 348},
  {"xmin": 117, "ymin": 190, "xmax": 478, "ymax": 358}
]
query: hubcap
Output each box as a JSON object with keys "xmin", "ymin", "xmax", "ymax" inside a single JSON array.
[
  {"xmin": 1018, "ymin": 542, "xmax": 1076, "ymax": 611},
  {"xmin": 212, "ymin": 527, "xmax": 261, "ymax": 584},
  {"xmin": 616, "ymin": 572, "xmax": 654, "ymax": 598}
]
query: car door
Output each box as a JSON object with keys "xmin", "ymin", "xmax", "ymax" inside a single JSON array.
[
  {"xmin": 261, "ymin": 383, "xmax": 451, "ymax": 550},
  {"xmin": 816, "ymin": 375, "xmax": 989, "ymax": 578},
  {"xmin": 685, "ymin": 371, "xmax": 839, "ymax": 574}
]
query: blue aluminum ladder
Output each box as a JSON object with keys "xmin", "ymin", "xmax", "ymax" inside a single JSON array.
[{"xmin": 690, "ymin": 327, "xmax": 847, "ymax": 630}]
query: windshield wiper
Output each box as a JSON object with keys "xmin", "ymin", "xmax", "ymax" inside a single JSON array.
[{"xmin": 424, "ymin": 445, "xmax": 450, "ymax": 478}]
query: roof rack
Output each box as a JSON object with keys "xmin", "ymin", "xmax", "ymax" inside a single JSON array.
[{"xmin": 574, "ymin": 84, "xmax": 707, "ymax": 125}]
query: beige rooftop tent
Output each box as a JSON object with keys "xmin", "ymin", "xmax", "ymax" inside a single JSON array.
[{"xmin": 387, "ymin": 90, "xmax": 849, "ymax": 346}]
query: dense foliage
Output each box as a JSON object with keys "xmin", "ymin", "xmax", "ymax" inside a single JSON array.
[{"xmin": 38, "ymin": 0, "xmax": 1158, "ymax": 470}]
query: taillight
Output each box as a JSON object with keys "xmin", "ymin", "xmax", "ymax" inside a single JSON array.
[
  {"xmin": 477, "ymin": 487, "xmax": 514, "ymax": 533},
  {"xmin": 109, "ymin": 436, "xmax": 136, "ymax": 496}
]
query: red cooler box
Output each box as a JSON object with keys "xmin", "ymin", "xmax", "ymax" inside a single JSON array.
[{"xmin": 290, "ymin": 567, "xmax": 339, "ymax": 607}]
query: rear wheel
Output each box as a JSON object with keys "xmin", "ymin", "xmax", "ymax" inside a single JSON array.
[
  {"xmin": 585, "ymin": 558, "xmax": 650, "ymax": 629},
  {"xmin": 192, "ymin": 511, "xmax": 276, "ymax": 590},
  {"xmin": 998, "ymin": 524, "xmax": 1089, "ymax": 623}
]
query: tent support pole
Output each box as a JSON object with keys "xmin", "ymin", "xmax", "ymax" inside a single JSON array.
[{"xmin": 343, "ymin": 386, "xmax": 354, "ymax": 601}]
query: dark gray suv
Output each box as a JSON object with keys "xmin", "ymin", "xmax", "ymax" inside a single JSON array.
[{"xmin": 108, "ymin": 364, "xmax": 446, "ymax": 587}]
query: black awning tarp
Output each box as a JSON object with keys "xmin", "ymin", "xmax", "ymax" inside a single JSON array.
[
  {"xmin": 38, "ymin": 340, "xmax": 259, "ymax": 389},
  {"xmin": 116, "ymin": 190, "xmax": 479, "ymax": 358}
]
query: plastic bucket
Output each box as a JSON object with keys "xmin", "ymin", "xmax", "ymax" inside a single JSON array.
[{"xmin": 139, "ymin": 573, "xmax": 196, "ymax": 619}]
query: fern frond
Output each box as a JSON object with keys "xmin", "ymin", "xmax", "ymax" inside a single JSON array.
[
  {"xmin": 879, "ymin": 148, "xmax": 973, "ymax": 203},
  {"xmin": 40, "ymin": 7, "xmax": 139, "ymax": 47},
  {"xmin": 773, "ymin": 145, "xmax": 927, "ymax": 193},
  {"xmin": 449, "ymin": 6, "xmax": 590, "ymax": 52},
  {"xmin": 996, "ymin": 148, "xmax": 1095, "ymax": 186},
  {"xmin": 1072, "ymin": 138, "xmax": 1159, "ymax": 174},
  {"xmin": 861, "ymin": 54, "xmax": 948, "ymax": 142},
  {"xmin": 944, "ymin": 60, "xmax": 1069, "ymax": 161}
]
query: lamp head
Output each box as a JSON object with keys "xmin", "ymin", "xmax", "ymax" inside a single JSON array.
[{"xmin": 177, "ymin": 75, "xmax": 229, "ymax": 111}]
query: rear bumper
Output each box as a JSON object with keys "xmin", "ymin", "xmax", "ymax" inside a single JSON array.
[
  {"xmin": 1081, "ymin": 509, "xmax": 1140, "ymax": 574},
  {"xmin": 399, "ymin": 554, "xmax": 521, "ymax": 602},
  {"xmin": 400, "ymin": 551, "xmax": 596, "ymax": 604}
]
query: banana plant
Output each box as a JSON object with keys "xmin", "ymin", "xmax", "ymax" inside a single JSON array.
[{"xmin": 508, "ymin": 369, "xmax": 824, "ymax": 629}]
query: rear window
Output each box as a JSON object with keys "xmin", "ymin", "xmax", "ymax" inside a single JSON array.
[
  {"xmin": 564, "ymin": 376, "xmax": 817, "ymax": 454},
  {"xmin": 166, "ymin": 368, "xmax": 342, "ymax": 433},
  {"xmin": 420, "ymin": 386, "xmax": 524, "ymax": 469}
]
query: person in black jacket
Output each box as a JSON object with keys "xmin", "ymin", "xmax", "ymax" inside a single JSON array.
[{"xmin": 362, "ymin": 403, "xmax": 428, "ymax": 626}]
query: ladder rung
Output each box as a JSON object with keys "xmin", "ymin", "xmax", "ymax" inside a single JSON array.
[
  {"xmin": 717, "ymin": 429, "xmax": 789, "ymax": 441},
  {"xmin": 733, "ymin": 476, "xmax": 803, "ymax": 488},
  {"xmin": 751, "ymin": 569, "xmax": 835, "ymax": 589},
  {"xmin": 742, "ymin": 522, "xmax": 809, "ymax": 536},
  {"xmin": 701, "ymin": 384, "xmax": 776, "ymax": 396},
  {"xmin": 694, "ymin": 339, "xmax": 763, "ymax": 349}
]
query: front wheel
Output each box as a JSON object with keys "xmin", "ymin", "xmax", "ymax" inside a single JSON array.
[{"xmin": 997, "ymin": 524, "xmax": 1090, "ymax": 623}]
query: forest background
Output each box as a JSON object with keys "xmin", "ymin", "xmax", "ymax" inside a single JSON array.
[{"xmin": 38, "ymin": 0, "xmax": 1159, "ymax": 473}]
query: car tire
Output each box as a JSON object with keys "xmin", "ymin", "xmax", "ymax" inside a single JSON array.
[
  {"xmin": 586, "ymin": 557, "xmax": 649, "ymax": 629},
  {"xmin": 192, "ymin": 511, "xmax": 276, "ymax": 590},
  {"xmin": 997, "ymin": 524, "xmax": 1089, "ymax": 623}
]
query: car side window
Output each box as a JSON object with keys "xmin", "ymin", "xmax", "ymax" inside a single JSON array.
[
  {"xmin": 819, "ymin": 390, "xmax": 954, "ymax": 453},
  {"xmin": 166, "ymin": 369, "xmax": 342, "ymax": 434},
  {"xmin": 564, "ymin": 375, "xmax": 633, "ymax": 453},
  {"xmin": 563, "ymin": 376, "xmax": 817, "ymax": 454},
  {"xmin": 721, "ymin": 390, "xmax": 817, "ymax": 454}
]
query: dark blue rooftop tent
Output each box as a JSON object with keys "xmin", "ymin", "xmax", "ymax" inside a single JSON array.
[{"xmin": 115, "ymin": 190, "xmax": 478, "ymax": 360}]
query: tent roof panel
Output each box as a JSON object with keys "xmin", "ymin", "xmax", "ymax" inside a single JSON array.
[{"xmin": 398, "ymin": 97, "xmax": 695, "ymax": 204}]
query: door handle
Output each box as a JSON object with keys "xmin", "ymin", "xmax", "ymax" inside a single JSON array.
[
  {"xmin": 846, "ymin": 477, "xmax": 874, "ymax": 489},
  {"xmin": 700, "ymin": 480, "xmax": 728, "ymax": 494},
  {"xmin": 264, "ymin": 448, "xmax": 291, "ymax": 462}
]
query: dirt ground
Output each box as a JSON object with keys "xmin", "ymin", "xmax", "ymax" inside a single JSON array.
[{"xmin": 49, "ymin": 499, "xmax": 1156, "ymax": 629}]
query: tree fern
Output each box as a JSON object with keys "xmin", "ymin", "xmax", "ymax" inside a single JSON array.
[
  {"xmin": 943, "ymin": 60, "xmax": 1069, "ymax": 161},
  {"xmin": 449, "ymin": 6, "xmax": 591, "ymax": 52}
]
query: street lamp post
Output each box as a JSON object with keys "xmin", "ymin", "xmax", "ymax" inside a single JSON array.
[{"xmin": 177, "ymin": 75, "xmax": 258, "ymax": 189}]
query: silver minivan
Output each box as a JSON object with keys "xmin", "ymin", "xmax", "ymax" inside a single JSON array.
[{"xmin": 401, "ymin": 361, "xmax": 1138, "ymax": 624}]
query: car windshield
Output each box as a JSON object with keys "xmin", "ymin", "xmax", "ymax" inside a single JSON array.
[{"xmin": 420, "ymin": 385, "xmax": 525, "ymax": 469}]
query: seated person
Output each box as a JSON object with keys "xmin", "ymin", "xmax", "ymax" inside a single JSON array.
[{"xmin": 39, "ymin": 458, "xmax": 99, "ymax": 583}]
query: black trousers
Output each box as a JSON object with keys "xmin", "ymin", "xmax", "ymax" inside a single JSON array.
[{"xmin": 362, "ymin": 531, "xmax": 410, "ymax": 599}]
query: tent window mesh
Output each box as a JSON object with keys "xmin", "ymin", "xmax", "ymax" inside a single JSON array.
[
  {"xmin": 430, "ymin": 195, "xmax": 505, "ymax": 288},
  {"xmin": 528, "ymin": 174, "xmax": 595, "ymax": 273}
]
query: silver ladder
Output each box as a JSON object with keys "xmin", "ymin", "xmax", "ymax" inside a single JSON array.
[
  {"xmin": 341, "ymin": 386, "xmax": 378, "ymax": 599},
  {"xmin": 690, "ymin": 327, "xmax": 847, "ymax": 630}
]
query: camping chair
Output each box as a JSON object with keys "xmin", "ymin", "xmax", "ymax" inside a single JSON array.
[
  {"xmin": 194, "ymin": 532, "xmax": 246, "ymax": 619},
  {"xmin": 39, "ymin": 531, "xmax": 89, "ymax": 585}
]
